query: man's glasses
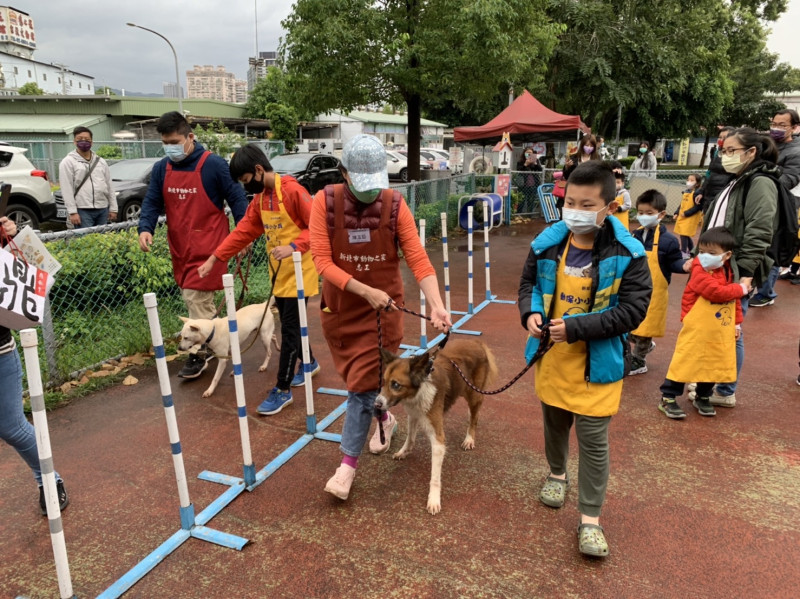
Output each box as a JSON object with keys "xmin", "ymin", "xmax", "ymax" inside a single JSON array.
[
  {"xmin": 770, "ymin": 122, "xmax": 790, "ymax": 129},
  {"xmin": 717, "ymin": 147, "xmax": 750, "ymax": 157}
]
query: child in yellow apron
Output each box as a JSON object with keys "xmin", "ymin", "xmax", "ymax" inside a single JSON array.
[
  {"xmin": 628, "ymin": 190, "xmax": 688, "ymax": 375},
  {"xmin": 611, "ymin": 171, "xmax": 631, "ymax": 229},
  {"xmin": 657, "ymin": 227, "xmax": 749, "ymax": 420},
  {"xmin": 673, "ymin": 174, "xmax": 703, "ymax": 256}
]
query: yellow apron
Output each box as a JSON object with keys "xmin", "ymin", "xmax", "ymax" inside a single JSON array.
[
  {"xmin": 631, "ymin": 226, "xmax": 668, "ymax": 337},
  {"xmin": 260, "ymin": 174, "xmax": 319, "ymax": 298},
  {"xmin": 665, "ymin": 294, "xmax": 736, "ymax": 383},
  {"xmin": 673, "ymin": 192, "xmax": 703, "ymax": 237},
  {"xmin": 534, "ymin": 238, "xmax": 624, "ymax": 417},
  {"xmin": 613, "ymin": 193, "xmax": 629, "ymax": 229}
]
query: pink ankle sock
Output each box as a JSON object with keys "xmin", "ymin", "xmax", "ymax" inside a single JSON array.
[
  {"xmin": 378, "ymin": 411, "xmax": 389, "ymax": 422},
  {"xmin": 342, "ymin": 455, "xmax": 358, "ymax": 469}
]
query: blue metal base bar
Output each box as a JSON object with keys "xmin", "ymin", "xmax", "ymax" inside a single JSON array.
[
  {"xmin": 252, "ymin": 434, "xmax": 314, "ymax": 489},
  {"xmin": 314, "ymin": 431, "xmax": 342, "ymax": 443},
  {"xmin": 190, "ymin": 526, "xmax": 248, "ymax": 550},
  {"xmin": 452, "ymin": 328, "xmax": 482, "ymax": 336},
  {"xmin": 317, "ymin": 387, "xmax": 348, "ymax": 397}
]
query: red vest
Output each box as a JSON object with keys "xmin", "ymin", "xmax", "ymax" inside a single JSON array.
[
  {"xmin": 163, "ymin": 152, "xmax": 229, "ymax": 291},
  {"xmin": 320, "ymin": 184, "xmax": 404, "ymax": 392}
]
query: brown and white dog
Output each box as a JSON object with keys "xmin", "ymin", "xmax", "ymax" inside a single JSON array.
[
  {"xmin": 376, "ymin": 338, "xmax": 498, "ymax": 515},
  {"xmin": 178, "ymin": 297, "xmax": 279, "ymax": 398}
]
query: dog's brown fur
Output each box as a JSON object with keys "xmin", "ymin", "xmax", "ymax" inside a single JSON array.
[{"xmin": 377, "ymin": 338, "xmax": 498, "ymax": 514}]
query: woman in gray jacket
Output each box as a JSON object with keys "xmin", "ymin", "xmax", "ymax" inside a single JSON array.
[{"xmin": 58, "ymin": 126, "xmax": 117, "ymax": 228}]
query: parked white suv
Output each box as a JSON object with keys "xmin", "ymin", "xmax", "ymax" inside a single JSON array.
[
  {"xmin": 386, "ymin": 150, "xmax": 432, "ymax": 182},
  {"xmin": 0, "ymin": 144, "xmax": 56, "ymax": 229}
]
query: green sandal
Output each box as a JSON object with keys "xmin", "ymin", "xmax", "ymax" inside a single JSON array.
[
  {"xmin": 578, "ymin": 523, "xmax": 609, "ymax": 557},
  {"xmin": 539, "ymin": 475, "xmax": 569, "ymax": 508}
]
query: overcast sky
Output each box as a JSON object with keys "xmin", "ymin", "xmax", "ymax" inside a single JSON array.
[{"xmin": 18, "ymin": 0, "xmax": 800, "ymax": 95}]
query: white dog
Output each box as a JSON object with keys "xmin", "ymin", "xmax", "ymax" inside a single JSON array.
[{"xmin": 178, "ymin": 297, "xmax": 280, "ymax": 397}]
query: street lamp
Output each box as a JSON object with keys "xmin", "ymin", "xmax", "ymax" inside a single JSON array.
[{"xmin": 126, "ymin": 22, "xmax": 183, "ymax": 114}]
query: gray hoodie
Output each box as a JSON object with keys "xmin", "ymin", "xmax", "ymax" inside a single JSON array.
[
  {"xmin": 777, "ymin": 135, "xmax": 800, "ymax": 191},
  {"xmin": 58, "ymin": 150, "xmax": 117, "ymax": 214}
]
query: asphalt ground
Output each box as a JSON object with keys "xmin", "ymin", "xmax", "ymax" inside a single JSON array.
[{"xmin": 1, "ymin": 220, "xmax": 798, "ymax": 599}]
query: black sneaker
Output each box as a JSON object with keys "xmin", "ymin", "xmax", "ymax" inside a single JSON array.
[
  {"xmin": 692, "ymin": 396, "xmax": 717, "ymax": 417},
  {"xmin": 178, "ymin": 352, "xmax": 208, "ymax": 379},
  {"xmin": 628, "ymin": 357, "xmax": 647, "ymax": 376},
  {"xmin": 39, "ymin": 479, "xmax": 69, "ymax": 515},
  {"xmin": 658, "ymin": 397, "xmax": 686, "ymax": 420},
  {"xmin": 749, "ymin": 296, "xmax": 774, "ymax": 307}
]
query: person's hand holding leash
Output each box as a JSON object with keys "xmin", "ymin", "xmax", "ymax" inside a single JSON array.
[
  {"xmin": 363, "ymin": 286, "xmax": 395, "ymax": 311},
  {"xmin": 198, "ymin": 255, "xmax": 217, "ymax": 279},
  {"xmin": 548, "ymin": 318, "xmax": 568, "ymax": 343},
  {"xmin": 527, "ymin": 313, "xmax": 544, "ymax": 338},
  {"xmin": 429, "ymin": 305, "xmax": 452, "ymax": 333},
  {"xmin": 271, "ymin": 245, "xmax": 293, "ymax": 260},
  {"xmin": 0, "ymin": 216, "xmax": 17, "ymax": 238},
  {"xmin": 138, "ymin": 231, "xmax": 153, "ymax": 252}
]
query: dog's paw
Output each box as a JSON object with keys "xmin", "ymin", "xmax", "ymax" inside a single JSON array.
[
  {"xmin": 461, "ymin": 436, "xmax": 475, "ymax": 451},
  {"xmin": 392, "ymin": 450, "xmax": 409, "ymax": 460},
  {"xmin": 202, "ymin": 389, "xmax": 214, "ymax": 398},
  {"xmin": 258, "ymin": 365, "xmax": 268, "ymax": 372},
  {"xmin": 426, "ymin": 498, "xmax": 441, "ymax": 515}
]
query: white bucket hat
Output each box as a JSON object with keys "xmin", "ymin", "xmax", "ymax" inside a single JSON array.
[{"xmin": 341, "ymin": 134, "xmax": 389, "ymax": 192}]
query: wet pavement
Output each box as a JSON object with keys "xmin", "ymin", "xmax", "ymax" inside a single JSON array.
[{"xmin": 1, "ymin": 220, "xmax": 798, "ymax": 598}]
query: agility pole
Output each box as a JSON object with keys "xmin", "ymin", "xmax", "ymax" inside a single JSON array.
[
  {"xmin": 222, "ymin": 273, "xmax": 256, "ymax": 487},
  {"xmin": 99, "ymin": 294, "xmax": 248, "ymax": 599},
  {"xmin": 419, "ymin": 218, "xmax": 427, "ymax": 349},
  {"xmin": 20, "ymin": 329, "xmax": 75, "ymax": 599},
  {"xmin": 467, "ymin": 205, "xmax": 474, "ymax": 314},
  {"xmin": 440, "ymin": 212, "xmax": 452, "ymax": 315}
]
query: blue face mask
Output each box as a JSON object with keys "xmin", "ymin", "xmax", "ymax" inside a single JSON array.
[{"xmin": 163, "ymin": 140, "xmax": 189, "ymax": 162}]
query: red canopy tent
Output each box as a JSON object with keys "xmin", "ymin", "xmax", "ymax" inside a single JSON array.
[{"xmin": 454, "ymin": 90, "xmax": 590, "ymax": 143}]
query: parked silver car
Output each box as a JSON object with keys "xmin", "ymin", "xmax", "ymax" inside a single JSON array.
[{"xmin": 0, "ymin": 143, "xmax": 56, "ymax": 229}]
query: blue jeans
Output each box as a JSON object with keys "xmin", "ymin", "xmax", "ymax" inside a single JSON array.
[
  {"xmin": 753, "ymin": 265, "xmax": 780, "ymax": 301},
  {"xmin": 76, "ymin": 208, "xmax": 109, "ymax": 228},
  {"xmin": 716, "ymin": 296, "xmax": 749, "ymax": 396},
  {"xmin": 340, "ymin": 390, "xmax": 379, "ymax": 458},
  {"xmin": 0, "ymin": 348, "xmax": 59, "ymax": 485}
]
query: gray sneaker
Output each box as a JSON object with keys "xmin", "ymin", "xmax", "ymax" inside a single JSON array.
[
  {"xmin": 692, "ymin": 396, "xmax": 717, "ymax": 417},
  {"xmin": 628, "ymin": 357, "xmax": 647, "ymax": 376},
  {"xmin": 658, "ymin": 397, "xmax": 686, "ymax": 420},
  {"xmin": 709, "ymin": 391, "xmax": 736, "ymax": 407}
]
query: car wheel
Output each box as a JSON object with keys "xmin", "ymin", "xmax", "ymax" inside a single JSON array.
[
  {"xmin": 6, "ymin": 204, "xmax": 39, "ymax": 230},
  {"xmin": 122, "ymin": 199, "xmax": 142, "ymax": 221},
  {"xmin": 400, "ymin": 168, "xmax": 408, "ymax": 182}
]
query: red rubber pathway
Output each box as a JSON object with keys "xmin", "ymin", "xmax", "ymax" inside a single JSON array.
[{"xmin": 1, "ymin": 221, "xmax": 798, "ymax": 598}]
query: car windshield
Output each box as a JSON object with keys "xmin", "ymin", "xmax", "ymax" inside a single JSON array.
[
  {"xmin": 109, "ymin": 160, "xmax": 155, "ymax": 181},
  {"xmin": 270, "ymin": 155, "xmax": 311, "ymax": 172}
]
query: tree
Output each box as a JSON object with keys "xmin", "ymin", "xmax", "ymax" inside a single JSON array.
[
  {"xmin": 244, "ymin": 66, "xmax": 293, "ymax": 118},
  {"xmin": 18, "ymin": 82, "xmax": 44, "ymax": 96},
  {"xmin": 192, "ymin": 120, "xmax": 244, "ymax": 159},
  {"xmin": 264, "ymin": 103, "xmax": 299, "ymax": 151},
  {"xmin": 280, "ymin": 0, "xmax": 561, "ymax": 180}
]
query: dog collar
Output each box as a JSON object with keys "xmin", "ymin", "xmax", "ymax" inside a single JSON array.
[{"xmin": 204, "ymin": 327, "xmax": 215, "ymax": 346}]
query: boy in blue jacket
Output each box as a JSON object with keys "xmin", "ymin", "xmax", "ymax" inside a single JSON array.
[
  {"xmin": 628, "ymin": 190, "xmax": 689, "ymax": 375},
  {"xmin": 518, "ymin": 161, "xmax": 651, "ymax": 557}
]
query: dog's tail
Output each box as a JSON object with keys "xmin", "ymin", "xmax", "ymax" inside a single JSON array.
[{"xmin": 482, "ymin": 342, "xmax": 499, "ymax": 387}]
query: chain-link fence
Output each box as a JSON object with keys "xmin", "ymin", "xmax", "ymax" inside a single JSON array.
[
  {"xmin": 392, "ymin": 172, "xmax": 479, "ymax": 238},
  {"xmin": 12, "ymin": 139, "xmax": 286, "ymax": 184},
  {"xmin": 29, "ymin": 218, "xmax": 272, "ymax": 386}
]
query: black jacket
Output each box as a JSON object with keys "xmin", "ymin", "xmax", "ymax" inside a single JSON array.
[
  {"xmin": 698, "ymin": 156, "xmax": 735, "ymax": 212},
  {"xmin": 631, "ymin": 224, "xmax": 687, "ymax": 284}
]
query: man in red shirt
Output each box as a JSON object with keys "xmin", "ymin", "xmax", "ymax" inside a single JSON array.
[{"xmin": 199, "ymin": 145, "xmax": 320, "ymax": 414}]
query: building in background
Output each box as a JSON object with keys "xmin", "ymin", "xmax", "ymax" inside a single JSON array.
[
  {"xmin": 186, "ymin": 65, "xmax": 246, "ymax": 103},
  {"xmin": 163, "ymin": 81, "xmax": 184, "ymax": 99},
  {"xmin": 247, "ymin": 50, "xmax": 277, "ymax": 91},
  {"xmin": 0, "ymin": 5, "xmax": 93, "ymax": 95}
]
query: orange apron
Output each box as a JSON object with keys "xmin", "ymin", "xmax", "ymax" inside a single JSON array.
[
  {"xmin": 259, "ymin": 174, "xmax": 319, "ymax": 298},
  {"xmin": 631, "ymin": 225, "xmax": 668, "ymax": 338},
  {"xmin": 673, "ymin": 191, "xmax": 703, "ymax": 237},
  {"xmin": 535, "ymin": 238, "xmax": 624, "ymax": 417},
  {"xmin": 665, "ymin": 293, "xmax": 737, "ymax": 383},
  {"xmin": 320, "ymin": 186, "xmax": 403, "ymax": 392}
]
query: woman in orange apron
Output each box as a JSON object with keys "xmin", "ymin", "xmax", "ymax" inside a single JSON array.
[
  {"xmin": 658, "ymin": 227, "xmax": 748, "ymax": 419},
  {"xmin": 308, "ymin": 134, "xmax": 451, "ymax": 501}
]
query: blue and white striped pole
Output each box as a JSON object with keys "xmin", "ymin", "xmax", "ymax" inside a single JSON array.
[
  {"xmin": 221, "ymin": 274, "xmax": 255, "ymax": 487},
  {"xmin": 483, "ymin": 200, "xmax": 492, "ymax": 301},
  {"xmin": 292, "ymin": 251, "xmax": 317, "ymax": 434},
  {"xmin": 20, "ymin": 329, "xmax": 75, "ymax": 599},
  {"xmin": 440, "ymin": 212, "xmax": 451, "ymax": 314},
  {"xmin": 467, "ymin": 205, "xmax": 474, "ymax": 314},
  {"xmin": 418, "ymin": 218, "xmax": 427, "ymax": 349},
  {"xmin": 143, "ymin": 293, "xmax": 194, "ymax": 530}
]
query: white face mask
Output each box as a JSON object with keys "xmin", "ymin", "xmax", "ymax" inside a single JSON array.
[
  {"xmin": 685, "ymin": 181, "xmax": 694, "ymax": 188},
  {"xmin": 562, "ymin": 206, "xmax": 605, "ymax": 235},
  {"xmin": 637, "ymin": 213, "xmax": 661, "ymax": 229},
  {"xmin": 698, "ymin": 252, "xmax": 726, "ymax": 270}
]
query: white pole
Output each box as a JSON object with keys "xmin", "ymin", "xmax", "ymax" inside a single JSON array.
[
  {"xmin": 440, "ymin": 212, "xmax": 451, "ymax": 314},
  {"xmin": 222, "ymin": 274, "xmax": 255, "ymax": 486},
  {"xmin": 483, "ymin": 201, "xmax": 491, "ymax": 300},
  {"xmin": 419, "ymin": 219, "xmax": 427, "ymax": 348},
  {"xmin": 467, "ymin": 206, "xmax": 474, "ymax": 314},
  {"xmin": 20, "ymin": 329, "xmax": 74, "ymax": 599},
  {"xmin": 143, "ymin": 293, "xmax": 192, "ymax": 524},
  {"xmin": 292, "ymin": 251, "xmax": 316, "ymax": 432}
]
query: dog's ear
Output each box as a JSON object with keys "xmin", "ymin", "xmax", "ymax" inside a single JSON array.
[
  {"xmin": 190, "ymin": 325, "xmax": 200, "ymax": 333},
  {"xmin": 179, "ymin": 316, "xmax": 189, "ymax": 323},
  {"xmin": 380, "ymin": 348, "xmax": 398, "ymax": 364},
  {"xmin": 409, "ymin": 351, "xmax": 434, "ymax": 387}
]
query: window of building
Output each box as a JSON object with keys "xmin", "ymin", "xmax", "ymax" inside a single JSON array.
[
  {"xmin": 27, "ymin": 70, "xmax": 31, "ymax": 77},
  {"xmin": 70, "ymin": 79, "xmax": 73, "ymax": 86},
  {"xmin": 13, "ymin": 67, "xmax": 18, "ymax": 74},
  {"xmin": 78, "ymin": 82, "xmax": 82, "ymax": 88},
  {"xmin": 42, "ymin": 73, "xmax": 47, "ymax": 81},
  {"xmin": 87, "ymin": 84, "xmax": 91, "ymax": 91},
  {"xmin": 58, "ymin": 77, "xmax": 61, "ymax": 84}
]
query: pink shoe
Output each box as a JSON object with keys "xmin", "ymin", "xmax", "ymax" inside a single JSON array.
[
  {"xmin": 324, "ymin": 464, "xmax": 356, "ymax": 500},
  {"xmin": 369, "ymin": 412, "xmax": 397, "ymax": 454}
]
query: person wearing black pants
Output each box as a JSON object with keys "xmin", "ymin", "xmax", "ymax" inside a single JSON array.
[{"xmin": 274, "ymin": 296, "xmax": 316, "ymax": 389}]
